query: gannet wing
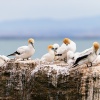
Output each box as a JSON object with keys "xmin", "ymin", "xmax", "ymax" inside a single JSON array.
[
  {"xmin": 7, "ymin": 46, "xmax": 28, "ymax": 56},
  {"xmin": 74, "ymin": 54, "xmax": 89, "ymax": 66},
  {"xmin": 41, "ymin": 53, "xmax": 50, "ymax": 61},
  {"xmin": 79, "ymin": 48, "xmax": 93, "ymax": 57},
  {"xmin": 17, "ymin": 46, "xmax": 29, "ymax": 54},
  {"xmin": 73, "ymin": 49, "xmax": 92, "ymax": 67}
]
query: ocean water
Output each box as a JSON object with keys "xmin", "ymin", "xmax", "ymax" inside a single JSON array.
[{"xmin": 0, "ymin": 38, "xmax": 100, "ymax": 59}]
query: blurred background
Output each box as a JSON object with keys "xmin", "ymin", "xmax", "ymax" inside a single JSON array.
[{"xmin": 0, "ymin": 0, "xmax": 100, "ymax": 59}]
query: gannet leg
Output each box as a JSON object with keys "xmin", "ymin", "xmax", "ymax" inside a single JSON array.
[
  {"xmin": 86, "ymin": 62, "xmax": 92, "ymax": 67},
  {"xmin": 86, "ymin": 64, "xmax": 89, "ymax": 67},
  {"xmin": 73, "ymin": 64, "xmax": 78, "ymax": 67},
  {"xmin": 27, "ymin": 58, "xmax": 29, "ymax": 60},
  {"xmin": 64, "ymin": 58, "xmax": 67, "ymax": 63},
  {"xmin": 90, "ymin": 62, "xmax": 92, "ymax": 67}
]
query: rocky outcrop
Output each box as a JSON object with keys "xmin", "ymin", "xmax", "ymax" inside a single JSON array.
[{"xmin": 0, "ymin": 59, "xmax": 100, "ymax": 100}]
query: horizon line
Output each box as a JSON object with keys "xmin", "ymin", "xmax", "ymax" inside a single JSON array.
[{"xmin": 0, "ymin": 15, "xmax": 100, "ymax": 23}]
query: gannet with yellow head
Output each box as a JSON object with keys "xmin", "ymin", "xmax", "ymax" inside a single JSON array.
[
  {"xmin": 7, "ymin": 38, "xmax": 35, "ymax": 60},
  {"xmin": 63, "ymin": 38, "xmax": 76, "ymax": 52},
  {"xmin": 41, "ymin": 45, "xmax": 55, "ymax": 62},
  {"xmin": 73, "ymin": 42, "xmax": 100, "ymax": 67},
  {"xmin": 56, "ymin": 38, "xmax": 76, "ymax": 62}
]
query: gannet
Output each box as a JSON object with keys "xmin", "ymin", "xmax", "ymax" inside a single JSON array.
[
  {"xmin": 0, "ymin": 55, "xmax": 10, "ymax": 67},
  {"xmin": 55, "ymin": 38, "xmax": 76, "ymax": 61},
  {"xmin": 7, "ymin": 38, "xmax": 35, "ymax": 60},
  {"xmin": 73, "ymin": 42, "xmax": 100, "ymax": 67},
  {"xmin": 0, "ymin": 55, "xmax": 10, "ymax": 62},
  {"xmin": 53, "ymin": 43, "xmax": 59, "ymax": 61},
  {"xmin": 41, "ymin": 45, "xmax": 55, "ymax": 62}
]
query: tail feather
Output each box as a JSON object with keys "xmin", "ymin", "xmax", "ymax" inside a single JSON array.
[{"xmin": 7, "ymin": 51, "xmax": 20, "ymax": 57}]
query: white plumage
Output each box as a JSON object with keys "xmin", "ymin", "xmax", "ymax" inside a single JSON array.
[
  {"xmin": 93, "ymin": 55, "xmax": 100, "ymax": 65},
  {"xmin": 56, "ymin": 38, "xmax": 76, "ymax": 61},
  {"xmin": 53, "ymin": 43, "xmax": 59, "ymax": 52},
  {"xmin": 41, "ymin": 45, "xmax": 55, "ymax": 62},
  {"xmin": 0, "ymin": 55, "xmax": 10, "ymax": 67},
  {"xmin": 7, "ymin": 38, "xmax": 35, "ymax": 60},
  {"xmin": 53, "ymin": 43, "xmax": 59, "ymax": 61},
  {"xmin": 73, "ymin": 42, "xmax": 100, "ymax": 67}
]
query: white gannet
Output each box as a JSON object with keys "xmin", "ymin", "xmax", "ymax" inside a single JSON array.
[
  {"xmin": 7, "ymin": 38, "xmax": 35, "ymax": 60},
  {"xmin": 53, "ymin": 43, "xmax": 59, "ymax": 61},
  {"xmin": 55, "ymin": 38, "xmax": 76, "ymax": 62},
  {"xmin": 0, "ymin": 55, "xmax": 10, "ymax": 67},
  {"xmin": 73, "ymin": 42, "xmax": 100, "ymax": 67},
  {"xmin": 41, "ymin": 45, "xmax": 55, "ymax": 62}
]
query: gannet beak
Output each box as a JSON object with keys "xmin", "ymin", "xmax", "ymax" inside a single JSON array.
[
  {"xmin": 31, "ymin": 42, "xmax": 34, "ymax": 47},
  {"xmin": 54, "ymin": 50, "xmax": 57, "ymax": 53},
  {"xmin": 66, "ymin": 44, "xmax": 68, "ymax": 46},
  {"xmin": 52, "ymin": 48, "xmax": 57, "ymax": 53},
  {"xmin": 54, "ymin": 48, "xmax": 57, "ymax": 52},
  {"xmin": 95, "ymin": 50, "xmax": 98, "ymax": 55}
]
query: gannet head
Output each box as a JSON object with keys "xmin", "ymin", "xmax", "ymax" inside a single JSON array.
[
  {"xmin": 93, "ymin": 42, "xmax": 99, "ymax": 51},
  {"xmin": 63, "ymin": 38, "xmax": 70, "ymax": 45},
  {"xmin": 28, "ymin": 38, "xmax": 34, "ymax": 44},
  {"xmin": 48, "ymin": 45, "xmax": 53, "ymax": 51},
  {"xmin": 28, "ymin": 38, "xmax": 34, "ymax": 47},
  {"xmin": 53, "ymin": 43, "xmax": 59, "ymax": 52}
]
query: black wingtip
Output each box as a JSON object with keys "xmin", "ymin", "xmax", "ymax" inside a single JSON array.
[
  {"xmin": 7, "ymin": 51, "xmax": 20, "ymax": 57},
  {"xmin": 7, "ymin": 53, "xmax": 15, "ymax": 57},
  {"xmin": 55, "ymin": 54, "xmax": 62, "ymax": 56}
]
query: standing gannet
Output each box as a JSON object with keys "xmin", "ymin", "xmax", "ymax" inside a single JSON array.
[
  {"xmin": 53, "ymin": 43, "xmax": 59, "ymax": 61},
  {"xmin": 41, "ymin": 45, "xmax": 55, "ymax": 62},
  {"xmin": 56, "ymin": 38, "xmax": 76, "ymax": 61},
  {"xmin": 73, "ymin": 42, "xmax": 100, "ymax": 67},
  {"xmin": 7, "ymin": 38, "xmax": 35, "ymax": 60}
]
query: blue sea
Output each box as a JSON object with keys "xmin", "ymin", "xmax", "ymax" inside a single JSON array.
[{"xmin": 0, "ymin": 38, "xmax": 100, "ymax": 59}]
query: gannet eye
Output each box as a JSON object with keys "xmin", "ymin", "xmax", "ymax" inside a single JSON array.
[
  {"xmin": 55, "ymin": 48, "xmax": 57, "ymax": 50},
  {"xmin": 52, "ymin": 48, "xmax": 54, "ymax": 50}
]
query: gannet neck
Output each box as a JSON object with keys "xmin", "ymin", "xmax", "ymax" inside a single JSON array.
[
  {"xmin": 49, "ymin": 50, "xmax": 54, "ymax": 55},
  {"xmin": 28, "ymin": 38, "xmax": 34, "ymax": 48},
  {"xmin": 28, "ymin": 43, "xmax": 34, "ymax": 48}
]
